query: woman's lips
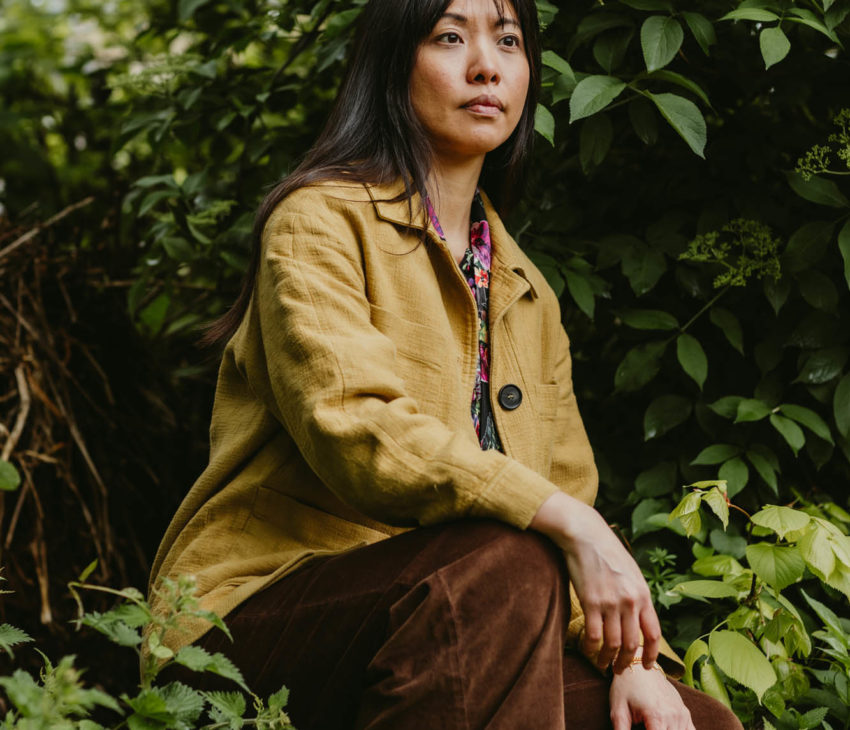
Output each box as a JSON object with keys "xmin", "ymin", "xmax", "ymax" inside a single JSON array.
[{"xmin": 463, "ymin": 95, "xmax": 503, "ymax": 115}]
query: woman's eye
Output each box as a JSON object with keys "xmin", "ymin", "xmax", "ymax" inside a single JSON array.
[
  {"xmin": 437, "ymin": 32, "xmax": 462, "ymax": 44},
  {"xmin": 499, "ymin": 34, "xmax": 522, "ymax": 48}
]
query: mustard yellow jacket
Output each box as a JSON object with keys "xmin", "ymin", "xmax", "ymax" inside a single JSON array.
[{"xmin": 149, "ymin": 180, "xmax": 599, "ymax": 651}]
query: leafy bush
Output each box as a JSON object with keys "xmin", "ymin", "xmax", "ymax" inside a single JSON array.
[{"xmin": 0, "ymin": 571, "xmax": 296, "ymax": 729}]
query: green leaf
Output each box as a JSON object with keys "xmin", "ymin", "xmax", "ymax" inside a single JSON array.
[
  {"xmin": 0, "ymin": 624, "xmax": 33, "ymax": 659},
  {"xmin": 267, "ymin": 686, "xmax": 291, "ymax": 713},
  {"xmin": 204, "ymin": 690, "xmax": 246, "ymax": 727},
  {"xmin": 621, "ymin": 245, "xmax": 666, "ymax": 295},
  {"xmin": 620, "ymin": 308, "xmax": 679, "ymax": 330},
  {"xmin": 178, "ymin": 0, "xmax": 212, "ymax": 20},
  {"xmin": 675, "ymin": 579, "xmax": 739, "ymax": 598},
  {"xmin": 614, "ymin": 341, "xmax": 667, "ymax": 392},
  {"xmin": 709, "ymin": 396, "xmax": 744, "ymax": 419},
  {"xmin": 720, "ymin": 8, "xmax": 781, "ymax": 22},
  {"xmin": 798, "ymin": 270, "xmax": 839, "ymax": 312},
  {"xmin": 746, "ymin": 450, "xmax": 778, "ymax": 493},
  {"xmin": 839, "ymin": 220, "xmax": 850, "ymax": 291},
  {"xmin": 579, "ymin": 113, "xmax": 614, "ymax": 172},
  {"xmin": 635, "ymin": 461, "xmax": 677, "ymax": 497},
  {"xmin": 628, "ymin": 97, "xmax": 659, "ymax": 145},
  {"xmin": 644, "ymin": 395, "xmax": 692, "ymax": 440},
  {"xmin": 645, "ymin": 70, "xmax": 711, "ymax": 108},
  {"xmin": 681, "ymin": 11, "xmax": 717, "ymax": 55},
  {"xmin": 645, "ymin": 92, "xmax": 706, "ymax": 157},
  {"xmin": 746, "ymin": 543, "xmax": 805, "ymax": 589},
  {"xmin": 641, "ymin": 16, "xmax": 684, "ymax": 72},
  {"xmin": 709, "ymin": 630, "xmax": 777, "ymax": 701},
  {"xmin": 534, "ymin": 103, "xmax": 555, "ymax": 146},
  {"xmin": 778, "ymin": 404, "xmax": 833, "ymax": 444},
  {"xmin": 670, "ymin": 490, "xmax": 703, "ymax": 536},
  {"xmin": 798, "ymin": 524, "xmax": 836, "ymax": 582},
  {"xmin": 703, "ymin": 485, "xmax": 730, "ymax": 527},
  {"xmin": 709, "ymin": 307, "xmax": 743, "ymax": 354},
  {"xmin": 835, "ymin": 373, "xmax": 850, "ymax": 438},
  {"xmin": 620, "ymin": 0, "xmax": 672, "ymax": 9},
  {"xmin": 593, "ymin": 28, "xmax": 634, "ymax": 73},
  {"xmin": 759, "ymin": 27, "xmax": 790, "ymax": 69},
  {"xmin": 700, "ymin": 661, "xmax": 732, "ymax": 708},
  {"xmin": 0, "ymin": 460, "xmax": 21, "ymax": 491},
  {"xmin": 718, "ymin": 458, "xmax": 748, "ymax": 499},
  {"xmin": 692, "ymin": 443, "xmax": 740, "ymax": 465},
  {"xmin": 787, "ymin": 172, "xmax": 849, "ymax": 208},
  {"xmin": 564, "ymin": 269, "xmax": 595, "ymax": 318},
  {"xmin": 751, "ymin": 505, "xmax": 811, "ymax": 540},
  {"xmin": 800, "ymin": 588, "xmax": 845, "ymax": 638},
  {"xmin": 794, "ymin": 347, "xmax": 849, "ymax": 385},
  {"xmin": 175, "ymin": 646, "xmax": 247, "ymax": 690},
  {"xmin": 735, "ymin": 398, "xmax": 771, "ymax": 423},
  {"xmin": 632, "ymin": 497, "xmax": 668, "ymax": 538},
  {"xmin": 770, "ymin": 414, "xmax": 805, "ymax": 455},
  {"xmin": 711, "ymin": 529, "xmax": 747, "ymax": 559},
  {"xmin": 677, "ymin": 333, "xmax": 708, "ymax": 389},
  {"xmin": 569, "ymin": 75, "xmax": 628, "ymax": 122},
  {"xmin": 541, "ymin": 50, "xmax": 574, "ymax": 79}
]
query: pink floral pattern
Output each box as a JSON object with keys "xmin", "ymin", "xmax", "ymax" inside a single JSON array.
[{"xmin": 426, "ymin": 193, "xmax": 502, "ymax": 451}]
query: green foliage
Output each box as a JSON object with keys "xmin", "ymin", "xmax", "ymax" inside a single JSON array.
[{"xmin": 0, "ymin": 574, "xmax": 296, "ymax": 729}]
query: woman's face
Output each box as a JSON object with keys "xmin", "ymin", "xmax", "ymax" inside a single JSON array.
[{"xmin": 409, "ymin": 0, "xmax": 530, "ymax": 167}]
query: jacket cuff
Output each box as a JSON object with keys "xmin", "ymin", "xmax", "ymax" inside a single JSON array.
[{"xmin": 467, "ymin": 458, "xmax": 559, "ymax": 530}]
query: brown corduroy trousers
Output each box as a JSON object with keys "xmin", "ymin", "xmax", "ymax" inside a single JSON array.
[{"xmin": 184, "ymin": 520, "xmax": 743, "ymax": 729}]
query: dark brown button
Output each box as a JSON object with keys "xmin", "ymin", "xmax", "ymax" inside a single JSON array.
[{"xmin": 498, "ymin": 384, "xmax": 522, "ymax": 411}]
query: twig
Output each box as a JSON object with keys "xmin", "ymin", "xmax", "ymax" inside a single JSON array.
[
  {"xmin": 1, "ymin": 365, "xmax": 31, "ymax": 461},
  {"xmin": 0, "ymin": 196, "xmax": 94, "ymax": 263}
]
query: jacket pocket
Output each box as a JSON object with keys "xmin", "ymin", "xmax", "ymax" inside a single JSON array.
[{"xmin": 534, "ymin": 382, "xmax": 560, "ymax": 474}]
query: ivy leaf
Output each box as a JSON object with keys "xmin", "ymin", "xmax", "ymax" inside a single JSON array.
[
  {"xmin": 614, "ymin": 341, "xmax": 667, "ymax": 392},
  {"xmin": 534, "ymin": 103, "xmax": 556, "ymax": 146},
  {"xmin": 569, "ymin": 75, "xmax": 627, "ymax": 122},
  {"xmin": 692, "ymin": 444, "xmax": 740, "ymax": 465},
  {"xmin": 641, "ymin": 16, "xmax": 684, "ymax": 72},
  {"xmin": 644, "ymin": 394, "xmax": 692, "ymax": 440},
  {"xmin": 759, "ymin": 27, "xmax": 791, "ymax": 69},
  {"xmin": 709, "ymin": 630, "xmax": 777, "ymax": 701},
  {"xmin": 709, "ymin": 307, "xmax": 743, "ymax": 354},
  {"xmin": 681, "ymin": 11, "xmax": 717, "ymax": 55},
  {"xmin": 0, "ymin": 460, "xmax": 21, "ymax": 492},
  {"xmin": 751, "ymin": 505, "xmax": 811, "ymax": 540},
  {"xmin": 770, "ymin": 414, "xmax": 805, "ymax": 455},
  {"xmin": 674, "ymin": 580, "xmax": 739, "ymax": 598},
  {"xmin": 620, "ymin": 308, "xmax": 679, "ymax": 330},
  {"xmin": 835, "ymin": 373, "xmax": 850, "ymax": 439},
  {"xmin": 645, "ymin": 92, "xmax": 707, "ymax": 158},
  {"xmin": 735, "ymin": 398, "xmax": 771, "ymax": 423},
  {"xmin": 778, "ymin": 404, "xmax": 833, "ymax": 444},
  {"xmin": 745, "ymin": 543, "xmax": 805, "ymax": 590},
  {"xmin": 677, "ymin": 333, "xmax": 708, "ymax": 389}
]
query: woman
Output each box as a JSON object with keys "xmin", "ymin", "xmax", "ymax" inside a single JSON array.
[{"xmin": 150, "ymin": 1, "xmax": 744, "ymax": 728}]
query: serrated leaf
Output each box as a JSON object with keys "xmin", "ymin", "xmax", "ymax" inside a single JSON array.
[
  {"xmin": 646, "ymin": 91, "xmax": 706, "ymax": 157},
  {"xmin": 620, "ymin": 308, "xmax": 679, "ymax": 330},
  {"xmin": 205, "ymin": 690, "xmax": 246, "ymax": 727},
  {"xmin": 569, "ymin": 75, "xmax": 628, "ymax": 122},
  {"xmin": 0, "ymin": 460, "xmax": 21, "ymax": 492},
  {"xmin": 835, "ymin": 373, "xmax": 850, "ymax": 438},
  {"xmin": 779, "ymin": 404, "xmax": 833, "ymax": 444},
  {"xmin": 709, "ymin": 630, "xmax": 777, "ymax": 701},
  {"xmin": 770, "ymin": 414, "xmax": 806, "ymax": 455},
  {"xmin": 681, "ymin": 11, "xmax": 717, "ymax": 55},
  {"xmin": 709, "ymin": 307, "xmax": 743, "ymax": 354},
  {"xmin": 175, "ymin": 646, "xmax": 247, "ymax": 690},
  {"xmin": 720, "ymin": 8, "xmax": 781, "ymax": 21},
  {"xmin": 614, "ymin": 341, "xmax": 667, "ymax": 392},
  {"xmin": 759, "ymin": 27, "xmax": 790, "ymax": 69},
  {"xmin": 677, "ymin": 333, "xmax": 708, "ymax": 389},
  {"xmin": 675, "ymin": 579, "xmax": 739, "ymax": 598},
  {"xmin": 735, "ymin": 398, "xmax": 771, "ymax": 423},
  {"xmin": 703, "ymin": 486, "xmax": 730, "ymax": 527},
  {"xmin": 267, "ymin": 685, "xmax": 290, "ymax": 713},
  {"xmin": 0, "ymin": 624, "xmax": 33, "ymax": 659},
  {"xmin": 670, "ymin": 490, "xmax": 702, "ymax": 537},
  {"xmin": 700, "ymin": 661, "xmax": 733, "ymax": 707},
  {"xmin": 751, "ymin": 505, "xmax": 811, "ymax": 540},
  {"xmin": 692, "ymin": 443, "xmax": 740, "ymax": 465},
  {"xmin": 644, "ymin": 395, "xmax": 691, "ymax": 440},
  {"xmin": 641, "ymin": 16, "xmax": 684, "ymax": 72},
  {"xmin": 746, "ymin": 543, "xmax": 805, "ymax": 589},
  {"xmin": 534, "ymin": 103, "xmax": 555, "ymax": 146}
]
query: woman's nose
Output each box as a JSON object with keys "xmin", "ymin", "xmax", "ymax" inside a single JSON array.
[{"xmin": 467, "ymin": 42, "xmax": 500, "ymax": 84}]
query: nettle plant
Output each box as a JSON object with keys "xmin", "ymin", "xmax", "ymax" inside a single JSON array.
[
  {"xmin": 667, "ymin": 482, "xmax": 850, "ymax": 730},
  {"xmin": 0, "ymin": 570, "xmax": 296, "ymax": 730}
]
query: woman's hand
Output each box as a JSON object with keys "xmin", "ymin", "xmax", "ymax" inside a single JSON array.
[
  {"xmin": 609, "ymin": 666, "xmax": 695, "ymax": 730},
  {"xmin": 530, "ymin": 491, "xmax": 661, "ymax": 672}
]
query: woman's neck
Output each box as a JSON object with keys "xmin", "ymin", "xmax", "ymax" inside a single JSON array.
[{"xmin": 427, "ymin": 157, "xmax": 485, "ymax": 263}]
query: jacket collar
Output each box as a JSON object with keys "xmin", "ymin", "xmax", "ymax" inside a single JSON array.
[{"xmin": 365, "ymin": 180, "xmax": 538, "ymax": 304}]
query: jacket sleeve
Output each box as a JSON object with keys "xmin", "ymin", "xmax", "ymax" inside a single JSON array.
[{"xmin": 234, "ymin": 194, "xmax": 559, "ymax": 530}]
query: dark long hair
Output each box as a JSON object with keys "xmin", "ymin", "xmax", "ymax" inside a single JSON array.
[{"xmin": 204, "ymin": 0, "xmax": 542, "ymax": 346}]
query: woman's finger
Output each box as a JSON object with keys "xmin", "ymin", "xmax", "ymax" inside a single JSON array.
[
  {"xmin": 613, "ymin": 603, "xmax": 641, "ymax": 673},
  {"xmin": 597, "ymin": 606, "xmax": 622, "ymax": 670},
  {"xmin": 639, "ymin": 602, "xmax": 662, "ymax": 668},
  {"xmin": 609, "ymin": 697, "xmax": 632, "ymax": 730}
]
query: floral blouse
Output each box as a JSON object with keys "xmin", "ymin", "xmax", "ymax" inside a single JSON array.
[{"xmin": 426, "ymin": 192, "xmax": 503, "ymax": 452}]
